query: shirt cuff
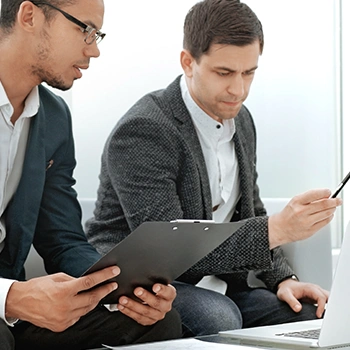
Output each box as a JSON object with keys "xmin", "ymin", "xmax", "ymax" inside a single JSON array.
[
  {"xmin": 0, "ymin": 278, "xmax": 19, "ymax": 326},
  {"xmin": 104, "ymin": 304, "xmax": 119, "ymax": 312}
]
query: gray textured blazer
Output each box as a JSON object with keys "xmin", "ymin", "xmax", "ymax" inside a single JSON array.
[{"xmin": 86, "ymin": 76, "xmax": 293, "ymax": 291}]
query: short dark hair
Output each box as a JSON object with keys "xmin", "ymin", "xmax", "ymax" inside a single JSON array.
[
  {"xmin": 183, "ymin": 0, "xmax": 264, "ymax": 60},
  {"xmin": 0, "ymin": 0, "xmax": 77, "ymax": 32}
]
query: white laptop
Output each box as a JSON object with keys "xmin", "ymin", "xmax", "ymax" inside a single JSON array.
[{"xmin": 219, "ymin": 221, "xmax": 350, "ymax": 349}]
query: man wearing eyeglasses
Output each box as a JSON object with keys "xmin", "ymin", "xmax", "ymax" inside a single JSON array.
[{"xmin": 0, "ymin": 1, "xmax": 181, "ymax": 349}]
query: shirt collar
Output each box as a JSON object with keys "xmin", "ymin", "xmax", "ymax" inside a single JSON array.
[
  {"xmin": 0, "ymin": 81, "xmax": 40, "ymax": 122},
  {"xmin": 180, "ymin": 75, "xmax": 235, "ymax": 142},
  {"xmin": 0, "ymin": 82, "xmax": 10, "ymax": 109},
  {"xmin": 24, "ymin": 86, "xmax": 40, "ymax": 118}
]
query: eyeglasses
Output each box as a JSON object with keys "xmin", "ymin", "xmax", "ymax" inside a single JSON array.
[{"xmin": 31, "ymin": 1, "xmax": 106, "ymax": 45}]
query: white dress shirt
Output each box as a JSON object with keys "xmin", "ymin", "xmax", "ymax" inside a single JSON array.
[
  {"xmin": 0, "ymin": 82, "xmax": 39, "ymax": 325},
  {"xmin": 180, "ymin": 75, "xmax": 241, "ymax": 223},
  {"xmin": 180, "ymin": 76, "xmax": 241, "ymax": 293}
]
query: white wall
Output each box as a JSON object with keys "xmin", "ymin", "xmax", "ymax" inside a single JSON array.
[
  {"xmin": 70, "ymin": 0, "xmax": 196, "ymax": 198},
  {"xmin": 341, "ymin": 0, "xmax": 350, "ymax": 241},
  {"xmin": 244, "ymin": 0, "xmax": 340, "ymax": 196}
]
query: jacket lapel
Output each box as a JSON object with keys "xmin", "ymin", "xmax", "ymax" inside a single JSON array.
[
  {"xmin": 233, "ymin": 126, "xmax": 255, "ymax": 218},
  {"xmin": 2, "ymin": 102, "xmax": 46, "ymax": 278},
  {"xmin": 164, "ymin": 77, "xmax": 213, "ymax": 219}
]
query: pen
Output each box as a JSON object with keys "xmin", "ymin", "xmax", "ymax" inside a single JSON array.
[{"xmin": 331, "ymin": 171, "xmax": 350, "ymax": 198}]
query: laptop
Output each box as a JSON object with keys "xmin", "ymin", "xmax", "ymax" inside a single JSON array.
[
  {"xmin": 219, "ymin": 221, "xmax": 350, "ymax": 349},
  {"xmin": 82, "ymin": 220, "xmax": 244, "ymax": 304}
]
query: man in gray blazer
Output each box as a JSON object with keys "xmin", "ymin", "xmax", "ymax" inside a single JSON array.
[
  {"xmin": 86, "ymin": 0, "xmax": 341, "ymax": 337},
  {"xmin": 0, "ymin": 1, "xmax": 181, "ymax": 349}
]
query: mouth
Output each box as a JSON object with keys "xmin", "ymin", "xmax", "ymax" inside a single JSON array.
[
  {"xmin": 222, "ymin": 100, "xmax": 241, "ymax": 107},
  {"xmin": 73, "ymin": 65, "xmax": 89, "ymax": 79}
]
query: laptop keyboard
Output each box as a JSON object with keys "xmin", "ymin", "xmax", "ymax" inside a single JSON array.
[{"xmin": 278, "ymin": 328, "xmax": 321, "ymax": 339}]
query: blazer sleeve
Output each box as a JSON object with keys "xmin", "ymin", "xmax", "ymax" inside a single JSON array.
[{"xmin": 102, "ymin": 106, "xmax": 274, "ymax": 279}]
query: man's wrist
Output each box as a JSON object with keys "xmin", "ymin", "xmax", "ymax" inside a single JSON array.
[
  {"xmin": 278, "ymin": 274, "xmax": 299, "ymax": 286},
  {"xmin": 268, "ymin": 214, "xmax": 287, "ymax": 249}
]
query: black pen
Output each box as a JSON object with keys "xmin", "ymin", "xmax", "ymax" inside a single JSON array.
[{"xmin": 331, "ymin": 171, "xmax": 350, "ymax": 198}]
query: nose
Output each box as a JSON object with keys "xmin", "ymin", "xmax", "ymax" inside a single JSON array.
[
  {"xmin": 84, "ymin": 41, "xmax": 101, "ymax": 58},
  {"xmin": 227, "ymin": 75, "xmax": 245, "ymax": 98}
]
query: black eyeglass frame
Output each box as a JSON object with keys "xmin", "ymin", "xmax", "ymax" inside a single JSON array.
[{"xmin": 30, "ymin": 1, "xmax": 106, "ymax": 45}]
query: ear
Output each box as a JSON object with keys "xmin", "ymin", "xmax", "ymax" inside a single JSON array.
[
  {"xmin": 180, "ymin": 50, "xmax": 195, "ymax": 78},
  {"xmin": 17, "ymin": 1, "xmax": 38, "ymax": 32}
]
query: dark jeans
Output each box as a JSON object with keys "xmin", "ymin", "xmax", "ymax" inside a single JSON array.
[
  {"xmin": 172, "ymin": 281, "xmax": 318, "ymax": 337},
  {"xmin": 227, "ymin": 286, "xmax": 318, "ymax": 328},
  {"xmin": 8, "ymin": 305, "xmax": 181, "ymax": 350}
]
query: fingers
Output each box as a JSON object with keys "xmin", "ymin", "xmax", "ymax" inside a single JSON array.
[
  {"xmin": 286, "ymin": 297, "xmax": 302, "ymax": 313},
  {"xmin": 74, "ymin": 279, "xmax": 119, "ymax": 311},
  {"xmin": 137, "ymin": 284, "xmax": 176, "ymax": 312},
  {"xmin": 308, "ymin": 199, "xmax": 341, "ymax": 225},
  {"xmin": 68, "ymin": 266, "xmax": 120, "ymax": 312},
  {"xmin": 7, "ymin": 269, "xmax": 122, "ymax": 332},
  {"xmin": 277, "ymin": 280, "xmax": 329, "ymax": 318},
  {"xmin": 152, "ymin": 283, "xmax": 177, "ymax": 302},
  {"xmin": 117, "ymin": 293, "xmax": 161, "ymax": 326},
  {"xmin": 117, "ymin": 284, "xmax": 176, "ymax": 326},
  {"xmin": 76, "ymin": 266, "xmax": 120, "ymax": 293},
  {"xmin": 307, "ymin": 287, "xmax": 329, "ymax": 318},
  {"xmin": 277, "ymin": 286, "xmax": 302, "ymax": 313},
  {"xmin": 292, "ymin": 192, "xmax": 340, "ymax": 230},
  {"xmin": 269, "ymin": 189, "xmax": 342, "ymax": 248},
  {"xmin": 293, "ymin": 189, "xmax": 331, "ymax": 204},
  {"xmin": 289, "ymin": 189, "xmax": 341, "ymax": 218},
  {"xmin": 315, "ymin": 300, "xmax": 327, "ymax": 319},
  {"xmin": 6, "ymin": 273, "xmax": 119, "ymax": 332},
  {"xmin": 53, "ymin": 268, "xmax": 121, "ymax": 328}
]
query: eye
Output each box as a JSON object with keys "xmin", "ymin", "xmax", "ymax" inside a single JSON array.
[{"xmin": 217, "ymin": 72, "xmax": 230, "ymax": 77}]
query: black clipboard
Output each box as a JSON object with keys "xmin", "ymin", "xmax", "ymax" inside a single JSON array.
[{"xmin": 82, "ymin": 220, "xmax": 245, "ymax": 304}]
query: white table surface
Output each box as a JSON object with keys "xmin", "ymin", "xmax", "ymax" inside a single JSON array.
[{"xmin": 100, "ymin": 335, "xmax": 350, "ymax": 350}]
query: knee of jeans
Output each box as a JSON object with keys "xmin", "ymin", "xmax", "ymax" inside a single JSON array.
[
  {"xmin": 178, "ymin": 296, "xmax": 243, "ymax": 336},
  {"xmin": 207, "ymin": 297, "xmax": 243, "ymax": 331}
]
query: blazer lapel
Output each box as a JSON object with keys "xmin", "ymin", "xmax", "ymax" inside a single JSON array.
[
  {"xmin": 233, "ymin": 129, "xmax": 255, "ymax": 218},
  {"xmin": 164, "ymin": 77, "xmax": 213, "ymax": 219},
  {"xmin": 2, "ymin": 104, "xmax": 46, "ymax": 277}
]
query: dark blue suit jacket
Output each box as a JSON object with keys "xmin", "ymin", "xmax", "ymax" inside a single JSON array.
[{"xmin": 1, "ymin": 85, "xmax": 100, "ymax": 281}]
